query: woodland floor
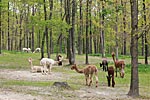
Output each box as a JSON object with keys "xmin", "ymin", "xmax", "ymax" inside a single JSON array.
[{"xmin": 0, "ymin": 67, "xmax": 148, "ymax": 100}]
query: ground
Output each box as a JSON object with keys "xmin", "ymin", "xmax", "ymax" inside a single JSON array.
[{"xmin": 0, "ymin": 67, "xmax": 146, "ymax": 100}]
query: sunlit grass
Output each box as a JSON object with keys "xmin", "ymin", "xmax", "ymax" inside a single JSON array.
[
  {"xmin": 1, "ymin": 80, "xmax": 53, "ymax": 87},
  {"xmin": 0, "ymin": 50, "xmax": 150, "ymax": 98}
]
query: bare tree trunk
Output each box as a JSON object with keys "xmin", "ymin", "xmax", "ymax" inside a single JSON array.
[
  {"xmin": 66, "ymin": 0, "xmax": 70, "ymax": 59},
  {"xmin": 78, "ymin": 0, "xmax": 83, "ymax": 55},
  {"xmin": 100, "ymin": 0, "xmax": 105, "ymax": 57},
  {"xmin": 49, "ymin": 0, "xmax": 53, "ymax": 56},
  {"xmin": 68, "ymin": 0, "xmax": 76, "ymax": 65},
  {"xmin": 115, "ymin": 0, "xmax": 118, "ymax": 60},
  {"xmin": 0, "ymin": 0, "xmax": 1, "ymax": 54},
  {"xmin": 143, "ymin": 0, "xmax": 148, "ymax": 64},
  {"xmin": 7, "ymin": 1, "xmax": 10, "ymax": 50},
  {"xmin": 128, "ymin": 0, "xmax": 139, "ymax": 97},
  {"xmin": 19, "ymin": 11, "xmax": 23, "ymax": 51},
  {"xmin": 31, "ymin": 5, "xmax": 35, "ymax": 52},
  {"xmin": 15, "ymin": 10, "xmax": 19, "ymax": 50},
  {"xmin": 43, "ymin": 0, "xmax": 50, "ymax": 58},
  {"xmin": 41, "ymin": 31, "xmax": 45, "ymax": 59},
  {"xmin": 89, "ymin": 0, "xmax": 92, "ymax": 54},
  {"xmin": 85, "ymin": 0, "xmax": 89, "ymax": 64},
  {"xmin": 121, "ymin": 0, "xmax": 127, "ymax": 55}
]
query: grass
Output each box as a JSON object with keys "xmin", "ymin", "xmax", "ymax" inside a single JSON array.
[
  {"xmin": 1, "ymin": 80, "xmax": 53, "ymax": 87},
  {"xmin": 0, "ymin": 50, "xmax": 150, "ymax": 98}
]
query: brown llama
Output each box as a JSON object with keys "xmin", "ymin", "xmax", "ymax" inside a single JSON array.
[
  {"xmin": 71, "ymin": 64, "xmax": 99, "ymax": 87},
  {"xmin": 112, "ymin": 52, "xmax": 125, "ymax": 78},
  {"xmin": 100, "ymin": 58, "xmax": 108, "ymax": 72},
  {"xmin": 107, "ymin": 66, "xmax": 115, "ymax": 87}
]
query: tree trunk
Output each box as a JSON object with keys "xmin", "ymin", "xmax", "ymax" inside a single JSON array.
[
  {"xmin": 115, "ymin": 0, "xmax": 118, "ymax": 60},
  {"xmin": 85, "ymin": 0, "xmax": 89, "ymax": 64},
  {"xmin": 7, "ymin": 1, "xmax": 10, "ymax": 50},
  {"xmin": 100, "ymin": 0, "xmax": 105, "ymax": 57},
  {"xmin": 78, "ymin": 0, "xmax": 83, "ymax": 55},
  {"xmin": 128, "ymin": 0, "xmax": 139, "ymax": 97},
  {"xmin": 89, "ymin": 0, "xmax": 92, "ymax": 54},
  {"xmin": 43, "ymin": 0, "xmax": 50, "ymax": 58},
  {"xmin": 69, "ymin": 0, "xmax": 76, "ymax": 65},
  {"xmin": 49, "ymin": 0, "xmax": 53, "ymax": 56},
  {"xmin": 19, "ymin": 11, "xmax": 23, "ymax": 51},
  {"xmin": 66, "ymin": 0, "xmax": 70, "ymax": 59},
  {"xmin": 41, "ymin": 31, "xmax": 45, "ymax": 59},
  {"xmin": 0, "ymin": 0, "xmax": 1, "ymax": 54},
  {"xmin": 31, "ymin": 5, "xmax": 35, "ymax": 52},
  {"xmin": 143, "ymin": 0, "xmax": 148, "ymax": 64},
  {"xmin": 121, "ymin": 0, "xmax": 127, "ymax": 55}
]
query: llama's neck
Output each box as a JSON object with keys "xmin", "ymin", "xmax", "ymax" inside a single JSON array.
[
  {"xmin": 74, "ymin": 66, "xmax": 84, "ymax": 73},
  {"xmin": 30, "ymin": 62, "xmax": 33, "ymax": 68},
  {"xmin": 112, "ymin": 55, "xmax": 116, "ymax": 63}
]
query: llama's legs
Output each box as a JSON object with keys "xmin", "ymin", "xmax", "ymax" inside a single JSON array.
[
  {"xmin": 85, "ymin": 75, "xmax": 88, "ymax": 86},
  {"xmin": 107, "ymin": 76, "xmax": 111, "ymax": 87},
  {"xmin": 95, "ymin": 73, "xmax": 98, "ymax": 87},
  {"xmin": 115, "ymin": 68, "xmax": 117, "ymax": 77},
  {"xmin": 43, "ymin": 65, "xmax": 47, "ymax": 75},
  {"xmin": 88, "ymin": 74, "xmax": 93, "ymax": 86},
  {"xmin": 48, "ymin": 64, "xmax": 52, "ymax": 74},
  {"xmin": 112, "ymin": 76, "xmax": 115, "ymax": 87},
  {"xmin": 103, "ymin": 66, "xmax": 105, "ymax": 71},
  {"xmin": 106, "ymin": 66, "xmax": 108, "ymax": 72}
]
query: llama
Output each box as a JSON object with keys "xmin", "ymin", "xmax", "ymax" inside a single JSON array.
[
  {"xmin": 71, "ymin": 64, "xmax": 99, "ymax": 87},
  {"xmin": 23, "ymin": 48, "xmax": 31, "ymax": 53},
  {"xmin": 57, "ymin": 55, "xmax": 63, "ymax": 66},
  {"xmin": 100, "ymin": 58, "xmax": 108, "ymax": 72},
  {"xmin": 107, "ymin": 66, "xmax": 115, "ymax": 87},
  {"xmin": 112, "ymin": 52, "xmax": 125, "ymax": 78},
  {"xmin": 40, "ymin": 58, "xmax": 59, "ymax": 75},
  {"xmin": 28, "ymin": 57, "xmax": 44, "ymax": 73},
  {"xmin": 33, "ymin": 48, "xmax": 41, "ymax": 53}
]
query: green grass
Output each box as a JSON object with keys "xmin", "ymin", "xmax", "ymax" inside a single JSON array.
[
  {"xmin": 0, "ymin": 50, "xmax": 150, "ymax": 98},
  {"xmin": 1, "ymin": 80, "xmax": 53, "ymax": 87}
]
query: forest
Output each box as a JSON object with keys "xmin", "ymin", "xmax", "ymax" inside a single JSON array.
[{"xmin": 0, "ymin": 0, "xmax": 150, "ymax": 99}]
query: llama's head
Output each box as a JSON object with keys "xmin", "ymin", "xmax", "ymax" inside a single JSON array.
[
  {"xmin": 71, "ymin": 64, "xmax": 77, "ymax": 70},
  {"xmin": 120, "ymin": 63, "xmax": 125, "ymax": 78},
  {"xmin": 100, "ymin": 63, "xmax": 102, "ymax": 67},
  {"xmin": 111, "ymin": 52, "xmax": 115, "ymax": 57},
  {"xmin": 28, "ymin": 57, "xmax": 32, "ymax": 63}
]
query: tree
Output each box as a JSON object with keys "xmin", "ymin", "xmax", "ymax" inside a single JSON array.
[
  {"xmin": 115, "ymin": 0, "xmax": 119, "ymax": 60},
  {"xmin": 128, "ymin": 0, "xmax": 139, "ymax": 97},
  {"xmin": 49, "ymin": 0, "xmax": 53, "ymax": 55},
  {"xmin": 78, "ymin": 0, "xmax": 83, "ymax": 55},
  {"xmin": 7, "ymin": 1, "xmax": 10, "ymax": 50},
  {"xmin": 121, "ymin": 0, "xmax": 127, "ymax": 55},
  {"xmin": 100, "ymin": 0, "xmax": 105, "ymax": 57},
  {"xmin": 143, "ymin": 0, "xmax": 148, "ymax": 64},
  {"xmin": 41, "ymin": 0, "xmax": 50, "ymax": 58},
  {"xmin": 0, "ymin": 0, "xmax": 1, "ymax": 54},
  {"xmin": 85, "ymin": 0, "xmax": 89, "ymax": 64}
]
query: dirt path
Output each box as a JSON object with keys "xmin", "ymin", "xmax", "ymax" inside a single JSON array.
[{"xmin": 0, "ymin": 69, "xmax": 147, "ymax": 100}]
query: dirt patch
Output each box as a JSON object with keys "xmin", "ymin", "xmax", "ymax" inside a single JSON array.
[{"xmin": 0, "ymin": 69, "xmax": 148, "ymax": 100}]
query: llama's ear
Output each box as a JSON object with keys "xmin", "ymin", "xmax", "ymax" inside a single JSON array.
[{"xmin": 28, "ymin": 57, "xmax": 32, "ymax": 61}]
